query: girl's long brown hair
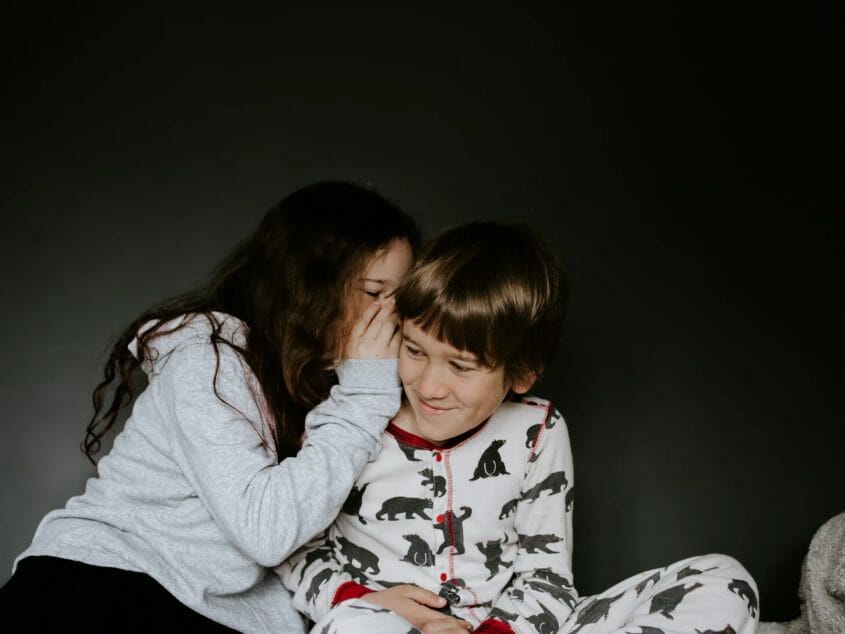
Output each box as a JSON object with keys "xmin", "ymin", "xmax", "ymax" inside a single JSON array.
[{"xmin": 83, "ymin": 181, "xmax": 420, "ymax": 464}]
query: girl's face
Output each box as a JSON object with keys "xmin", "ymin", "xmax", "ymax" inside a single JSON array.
[{"xmin": 336, "ymin": 238, "xmax": 414, "ymax": 353}]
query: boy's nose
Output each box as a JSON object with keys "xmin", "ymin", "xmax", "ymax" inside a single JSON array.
[{"xmin": 417, "ymin": 363, "xmax": 450, "ymax": 400}]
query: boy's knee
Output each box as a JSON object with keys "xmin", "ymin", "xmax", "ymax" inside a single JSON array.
[
  {"xmin": 690, "ymin": 552, "xmax": 756, "ymax": 585},
  {"xmin": 681, "ymin": 553, "xmax": 759, "ymax": 626}
]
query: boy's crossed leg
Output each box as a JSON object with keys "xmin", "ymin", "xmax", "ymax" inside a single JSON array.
[{"xmin": 560, "ymin": 553, "xmax": 759, "ymax": 634}]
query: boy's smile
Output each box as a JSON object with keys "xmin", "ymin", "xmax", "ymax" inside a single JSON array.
[{"xmin": 394, "ymin": 320, "xmax": 534, "ymax": 445}]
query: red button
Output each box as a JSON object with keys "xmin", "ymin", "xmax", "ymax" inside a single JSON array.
[
  {"xmin": 436, "ymin": 514, "xmax": 444, "ymax": 523},
  {"xmin": 435, "ymin": 453, "xmax": 442, "ymax": 462},
  {"xmin": 440, "ymin": 573, "xmax": 447, "ymax": 581}
]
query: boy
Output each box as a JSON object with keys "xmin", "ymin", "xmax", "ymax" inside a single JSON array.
[
  {"xmin": 280, "ymin": 222, "xmax": 758, "ymax": 634},
  {"xmin": 281, "ymin": 221, "xmax": 571, "ymax": 633}
]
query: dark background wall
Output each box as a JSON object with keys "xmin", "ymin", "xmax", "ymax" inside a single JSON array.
[{"xmin": 1, "ymin": 3, "xmax": 841, "ymax": 622}]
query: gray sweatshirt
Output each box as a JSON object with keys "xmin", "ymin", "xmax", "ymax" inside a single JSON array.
[{"xmin": 15, "ymin": 313, "xmax": 401, "ymax": 632}]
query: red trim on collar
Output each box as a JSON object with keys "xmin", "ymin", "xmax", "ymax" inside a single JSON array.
[{"xmin": 386, "ymin": 417, "xmax": 490, "ymax": 450}]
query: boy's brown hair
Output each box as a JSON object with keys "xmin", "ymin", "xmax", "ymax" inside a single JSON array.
[{"xmin": 395, "ymin": 221, "xmax": 567, "ymax": 385}]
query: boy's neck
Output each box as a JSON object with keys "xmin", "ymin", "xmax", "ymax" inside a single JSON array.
[{"xmin": 389, "ymin": 402, "xmax": 488, "ymax": 450}]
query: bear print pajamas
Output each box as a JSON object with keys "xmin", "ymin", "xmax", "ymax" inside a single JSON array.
[{"xmin": 279, "ymin": 397, "xmax": 759, "ymax": 634}]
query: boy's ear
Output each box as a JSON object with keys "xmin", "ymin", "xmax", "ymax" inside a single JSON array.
[{"xmin": 511, "ymin": 372, "xmax": 537, "ymax": 395}]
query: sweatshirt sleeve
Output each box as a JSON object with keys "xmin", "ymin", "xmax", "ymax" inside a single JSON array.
[
  {"xmin": 154, "ymin": 341, "xmax": 401, "ymax": 567},
  {"xmin": 478, "ymin": 406, "xmax": 577, "ymax": 633}
]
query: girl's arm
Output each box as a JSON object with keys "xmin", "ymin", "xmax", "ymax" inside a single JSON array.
[
  {"xmin": 158, "ymin": 344, "xmax": 401, "ymax": 567},
  {"xmin": 156, "ymin": 302, "xmax": 402, "ymax": 567}
]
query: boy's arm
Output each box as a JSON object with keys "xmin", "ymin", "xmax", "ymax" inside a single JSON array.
[
  {"xmin": 477, "ymin": 406, "xmax": 577, "ymax": 634},
  {"xmin": 276, "ymin": 530, "xmax": 370, "ymax": 623}
]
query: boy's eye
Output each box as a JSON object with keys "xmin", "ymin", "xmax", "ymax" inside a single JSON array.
[
  {"xmin": 450, "ymin": 361, "xmax": 475, "ymax": 373},
  {"xmin": 404, "ymin": 344, "xmax": 424, "ymax": 357}
]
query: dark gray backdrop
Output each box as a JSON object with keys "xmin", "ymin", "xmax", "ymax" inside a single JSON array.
[{"xmin": 1, "ymin": 3, "xmax": 842, "ymax": 622}]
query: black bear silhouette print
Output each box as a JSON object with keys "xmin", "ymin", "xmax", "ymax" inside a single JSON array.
[
  {"xmin": 337, "ymin": 536, "xmax": 380, "ymax": 576},
  {"xmin": 418, "ymin": 468, "xmax": 446, "ymax": 497},
  {"xmin": 569, "ymin": 592, "xmax": 625, "ymax": 633},
  {"xmin": 727, "ymin": 579, "xmax": 758, "ymax": 618},
  {"xmin": 375, "ymin": 496, "xmax": 432, "ymax": 521},
  {"xmin": 649, "ymin": 582, "xmax": 704, "ymax": 619},
  {"xmin": 526, "ymin": 601, "xmax": 559, "ymax": 634},
  {"xmin": 342, "ymin": 482, "xmax": 369, "ymax": 525},
  {"xmin": 470, "ymin": 440, "xmax": 510, "ymax": 480},
  {"xmin": 476, "ymin": 534, "xmax": 512, "ymax": 581},
  {"xmin": 434, "ymin": 506, "xmax": 472, "ymax": 555},
  {"xmin": 401, "ymin": 534, "xmax": 434, "ymax": 567},
  {"xmin": 518, "ymin": 532, "xmax": 563, "ymax": 554},
  {"xmin": 521, "ymin": 470, "xmax": 568, "ymax": 502}
]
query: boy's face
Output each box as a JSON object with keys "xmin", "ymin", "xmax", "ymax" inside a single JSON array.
[{"xmin": 398, "ymin": 320, "xmax": 534, "ymax": 446}]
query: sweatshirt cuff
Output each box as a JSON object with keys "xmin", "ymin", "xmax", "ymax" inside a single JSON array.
[
  {"xmin": 336, "ymin": 359, "xmax": 400, "ymax": 389},
  {"xmin": 475, "ymin": 619, "xmax": 515, "ymax": 634},
  {"xmin": 331, "ymin": 581, "xmax": 376, "ymax": 606}
]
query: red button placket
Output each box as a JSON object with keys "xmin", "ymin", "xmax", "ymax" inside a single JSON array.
[{"xmin": 430, "ymin": 450, "xmax": 451, "ymax": 585}]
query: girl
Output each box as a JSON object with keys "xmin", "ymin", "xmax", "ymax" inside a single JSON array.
[{"xmin": 0, "ymin": 181, "xmax": 428, "ymax": 632}]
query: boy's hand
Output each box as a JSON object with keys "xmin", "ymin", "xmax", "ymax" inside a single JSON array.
[
  {"xmin": 344, "ymin": 299, "xmax": 400, "ymax": 360},
  {"xmin": 361, "ymin": 585, "xmax": 471, "ymax": 631},
  {"xmin": 421, "ymin": 617, "xmax": 475, "ymax": 633}
]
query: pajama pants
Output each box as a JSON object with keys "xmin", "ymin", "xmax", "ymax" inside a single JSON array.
[{"xmin": 310, "ymin": 553, "xmax": 759, "ymax": 634}]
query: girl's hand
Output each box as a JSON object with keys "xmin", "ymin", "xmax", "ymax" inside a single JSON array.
[
  {"xmin": 361, "ymin": 585, "xmax": 471, "ymax": 631},
  {"xmin": 344, "ymin": 299, "xmax": 400, "ymax": 360}
]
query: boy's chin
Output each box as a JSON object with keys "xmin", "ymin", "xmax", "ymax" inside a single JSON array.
[{"xmin": 413, "ymin": 422, "xmax": 448, "ymax": 446}]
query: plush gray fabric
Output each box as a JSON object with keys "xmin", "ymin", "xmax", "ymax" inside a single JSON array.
[{"xmin": 787, "ymin": 511, "xmax": 845, "ymax": 634}]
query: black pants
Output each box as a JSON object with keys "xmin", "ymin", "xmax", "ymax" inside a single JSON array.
[{"xmin": 0, "ymin": 556, "xmax": 236, "ymax": 631}]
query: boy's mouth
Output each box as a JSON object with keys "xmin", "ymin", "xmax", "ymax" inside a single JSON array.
[{"xmin": 417, "ymin": 396, "xmax": 453, "ymax": 415}]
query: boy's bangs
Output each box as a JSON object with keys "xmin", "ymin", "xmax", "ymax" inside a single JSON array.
[
  {"xmin": 396, "ymin": 221, "xmax": 566, "ymax": 387},
  {"xmin": 397, "ymin": 252, "xmax": 534, "ymax": 372},
  {"xmin": 402, "ymin": 292, "xmax": 520, "ymax": 370}
]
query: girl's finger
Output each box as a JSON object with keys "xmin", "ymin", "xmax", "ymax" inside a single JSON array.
[
  {"xmin": 371, "ymin": 311, "xmax": 399, "ymax": 346},
  {"xmin": 362, "ymin": 301, "xmax": 396, "ymax": 340},
  {"xmin": 351, "ymin": 301, "xmax": 382, "ymax": 339}
]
